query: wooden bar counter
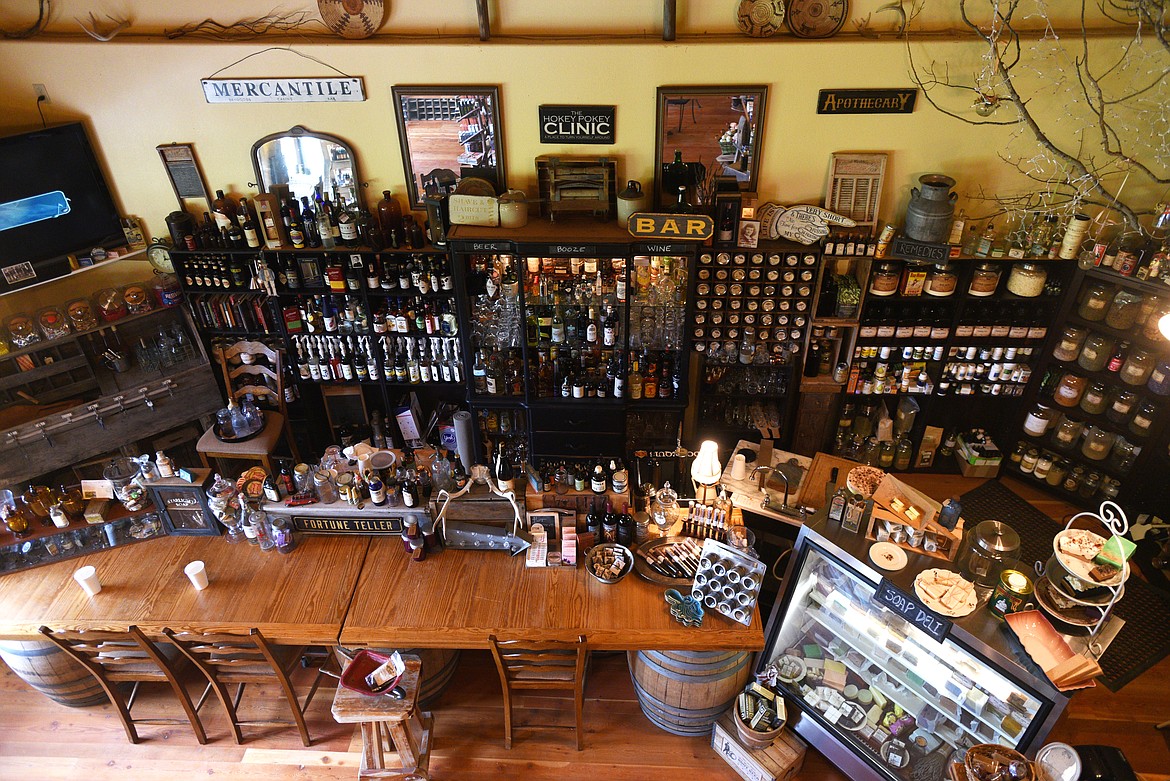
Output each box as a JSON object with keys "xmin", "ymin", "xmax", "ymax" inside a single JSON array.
[
  {"xmin": 340, "ymin": 540, "xmax": 765, "ymax": 651},
  {"xmin": 0, "ymin": 535, "xmax": 370, "ymax": 646}
]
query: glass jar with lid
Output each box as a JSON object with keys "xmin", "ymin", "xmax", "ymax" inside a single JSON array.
[
  {"xmin": 1045, "ymin": 458, "xmax": 1068, "ymax": 487},
  {"xmin": 1077, "ymin": 282, "xmax": 1113, "ymax": 321},
  {"xmin": 1063, "ymin": 465, "xmax": 1084, "ymax": 493},
  {"xmin": 1020, "ymin": 448, "xmax": 1040, "ymax": 473},
  {"xmin": 1079, "ymin": 382, "xmax": 1109, "ymax": 415},
  {"xmin": 1104, "ymin": 288, "xmax": 1144, "ymax": 330},
  {"xmin": 1129, "ymin": 400, "xmax": 1157, "ymax": 437},
  {"xmin": 924, "ymin": 262, "xmax": 958, "ymax": 297},
  {"xmin": 1148, "ymin": 359, "xmax": 1170, "ymax": 396},
  {"xmin": 1077, "ymin": 332, "xmax": 1113, "ymax": 372},
  {"xmin": 1109, "ymin": 436, "xmax": 1139, "ymax": 472},
  {"xmin": 967, "ymin": 262, "xmax": 1002, "ymax": 297},
  {"xmin": 1080, "ymin": 426, "xmax": 1114, "ymax": 461},
  {"xmin": 1033, "ymin": 452, "xmax": 1054, "ymax": 479},
  {"xmin": 1099, "ymin": 477, "xmax": 1121, "ymax": 500},
  {"xmin": 1006, "ymin": 262, "xmax": 1047, "ymax": 297},
  {"xmin": 1119, "ymin": 347, "xmax": 1155, "ymax": 386},
  {"xmin": 1105, "ymin": 387, "xmax": 1138, "ymax": 424},
  {"xmin": 1053, "ymin": 372, "xmax": 1089, "ymax": 407},
  {"xmin": 868, "ymin": 262, "xmax": 900, "ymax": 296},
  {"xmin": 1053, "ymin": 325, "xmax": 1088, "ymax": 362},
  {"xmin": 1078, "ymin": 470, "xmax": 1103, "ymax": 499},
  {"xmin": 1142, "ymin": 298, "xmax": 1170, "ymax": 341},
  {"xmin": 1023, "ymin": 403, "xmax": 1058, "ymax": 436},
  {"xmin": 1137, "ymin": 294, "xmax": 1162, "ymax": 329},
  {"xmin": 1051, "ymin": 417, "xmax": 1085, "ymax": 451}
]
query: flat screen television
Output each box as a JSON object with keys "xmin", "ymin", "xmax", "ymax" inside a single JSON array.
[{"xmin": 0, "ymin": 122, "xmax": 125, "ymax": 292}]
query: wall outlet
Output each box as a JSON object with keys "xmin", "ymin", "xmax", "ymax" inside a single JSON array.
[{"xmin": 33, "ymin": 83, "xmax": 50, "ymax": 103}]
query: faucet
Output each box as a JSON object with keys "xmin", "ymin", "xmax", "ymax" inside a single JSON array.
[{"xmin": 750, "ymin": 465, "xmax": 792, "ymax": 514}]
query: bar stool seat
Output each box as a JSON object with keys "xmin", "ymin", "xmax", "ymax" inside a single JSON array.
[
  {"xmin": 331, "ymin": 654, "xmax": 433, "ymax": 781},
  {"xmin": 196, "ymin": 411, "xmax": 287, "ymax": 476}
]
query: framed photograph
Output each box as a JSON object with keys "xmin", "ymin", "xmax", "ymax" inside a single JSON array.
[
  {"xmin": 738, "ymin": 219, "xmax": 761, "ymax": 248},
  {"xmin": 146, "ymin": 470, "xmax": 219, "ymax": 536},
  {"xmin": 526, "ymin": 509, "xmax": 573, "ymax": 540}
]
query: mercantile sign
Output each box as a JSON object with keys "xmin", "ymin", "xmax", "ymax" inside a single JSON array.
[{"xmin": 201, "ymin": 78, "xmax": 366, "ymax": 104}]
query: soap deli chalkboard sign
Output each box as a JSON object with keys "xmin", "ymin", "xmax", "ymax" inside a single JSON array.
[
  {"xmin": 539, "ymin": 105, "xmax": 615, "ymax": 144},
  {"xmin": 873, "ymin": 578, "xmax": 952, "ymax": 643},
  {"xmin": 147, "ymin": 472, "xmax": 219, "ymax": 536}
]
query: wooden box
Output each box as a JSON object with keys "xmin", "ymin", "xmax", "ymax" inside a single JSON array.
[
  {"xmin": 147, "ymin": 469, "xmax": 219, "ymax": 536},
  {"xmin": 955, "ymin": 451, "xmax": 1001, "ymax": 478},
  {"xmin": 866, "ymin": 472, "xmax": 963, "ymax": 562},
  {"xmin": 535, "ymin": 155, "xmax": 617, "ymax": 220},
  {"xmin": 711, "ymin": 712, "xmax": 806, "ymax": 781}
]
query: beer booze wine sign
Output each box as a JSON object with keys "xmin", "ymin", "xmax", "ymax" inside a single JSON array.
[{"xmin": 539, "ymin": 105, "xmax": 615, "ymax": 144}]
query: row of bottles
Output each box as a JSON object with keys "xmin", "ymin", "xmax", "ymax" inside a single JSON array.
[
  {"xmin": 179, "ymin": 252, "xmax": 262, "ymax": 291},
  {"xmin": 277, "ymin": 252, "xmax": 453, "ymax": 294},
  {"xmin": 291, "ymin": 333, "xmax": 463, "ymax": 384},
  {"xmin": 534, "ymin": 457, "xmax": 628, "ymax": 494}
]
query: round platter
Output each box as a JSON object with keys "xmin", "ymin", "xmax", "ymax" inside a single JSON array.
[
  {"xmin": 1052, "ymin": 528, "xmax": 1128, "ymax": 588},
  {"xmin": 913, "ymin": 568, "xmax": 978, "ymax": 618},
  {"xmin": 869, "ymin": 541, "xmax": 907, "ymax": 572},
  {"xmin": 837, "ymin": 701, "xmax": 867, "ymax": 731},
  {"xmin": 1034, "ymin": 576, "xmax": 1102, "ymax": 627},
  {"xmin": 776, "ymin": 654, "xmax": 807, "ymax": 684},
  {"xmin": 634, "ymin": 536, "xmax": 697, "ymax": 587},
  {"xmin": 587, "ymin": 543, "xmax": 634, "ymax": 584},
  {"xmin": 1045, "ymin": 555, "xmax": 1125, "ymax": 606}
]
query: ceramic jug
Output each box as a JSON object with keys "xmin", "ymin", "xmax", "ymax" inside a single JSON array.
[
  {"xmin": 904, "ymin": 174, "xmax": 957, "ymax": 243},
  {"xmin": 617, "ymin": 180, "xmax": 651, "ymax": 225},
  {"xmin": 498, "ymin": 190, "xmax": 529, "ymax": 229}
]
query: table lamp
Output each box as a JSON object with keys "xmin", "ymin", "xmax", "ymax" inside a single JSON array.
[
  {"xmin": 1160, "ymin": 311, "xmax": 1170, "ymax": 340},
  {"xmin": 691, "ymin": 440, "xmax": 722, "ymax": 504}
]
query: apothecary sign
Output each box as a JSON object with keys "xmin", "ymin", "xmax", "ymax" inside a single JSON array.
[
  {"xmin": 539, "ymin": 105, "xmax": 615, "ymax": 144},
  {"xmin": 201, "ymin": 78, "xmax": 366, "ymax": 104}
]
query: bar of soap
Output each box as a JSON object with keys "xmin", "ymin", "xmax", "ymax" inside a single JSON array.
[
  {"xmin": 1094, "ymin": 534, "xmax": 1135, "ymax": 568},
  {"xmin": 1001, "ymin": 714, "xmax": 1023, "ymax": 738}
]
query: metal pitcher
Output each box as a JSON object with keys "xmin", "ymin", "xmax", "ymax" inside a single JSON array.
[{"xmin": 904, "ymin": 174, "xmax": 957, "ymax": 243}]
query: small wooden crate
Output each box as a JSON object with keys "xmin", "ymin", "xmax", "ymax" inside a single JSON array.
[
  {"xmin": 535, "ymin": 155, "xmax": 617, "ymax": 220},
  {"xmin": 712, "ymin": 712, "xmax": 806, "ymax": 781}
]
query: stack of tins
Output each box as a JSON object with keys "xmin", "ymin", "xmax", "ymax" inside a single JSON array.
[
  {"xmin": 336, "ymin": 647, "xmax": 461, "ymax": 707},
  {"xmin": 628, "ymin": 649, "xmax": 754, "ymax": 735},
  {"xmin": 0, "ymin": 640, "xmax": 109, "ymax": 707}
]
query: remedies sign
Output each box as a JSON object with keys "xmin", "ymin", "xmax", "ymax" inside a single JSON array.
[
  {"xmin": 539, "ymin": 105, "xmax": 615, "ymax": 144},
  {"xmin": 817, "ymin": 88, "xmax": 917, "ymax": 115},
  {"xmin": 201, "ymin": 77, "xmax": 365, "ymax": 104}
]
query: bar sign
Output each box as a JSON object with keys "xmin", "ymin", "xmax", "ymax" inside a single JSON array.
[{"xmin": 873, "ymin": 578, "xmax": 951, "ymax": 643}]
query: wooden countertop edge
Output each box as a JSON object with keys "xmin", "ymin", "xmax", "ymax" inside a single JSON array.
[{"xmin": 337, "ymin": 626, "xmax": 765, "ymax": 651}]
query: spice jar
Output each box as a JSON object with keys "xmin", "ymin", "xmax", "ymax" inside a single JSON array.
[
  {"xmin": 1023, "ymin": 404, "xmax": 1057, "ymax": 436},
  {"xmin": 1020, "ymin": 448, "xmax": 1040, "ymax": 473},
  {"xmin": 1105, "ymin": 289, "xmax": 1143, "ymax": 330},
  {"xmin": 1053, "ymin": 372, "xmax": 1089, "ymax": 407},
  {"xmin": 1109, "ymin": 436, "xmax": 1139, "ymax": 472},
  {"xmin": 1105, "ymin": 388, "xmax": 1137, "ymax": 424},
  {"xmin": 868, "ymin": 262, "xmax": 900, "ymax": 296},
  {"xmin": 1080, "ymin": 426, "xmax": 1114, "ymax": 461},
  {"xmin": 1078, "ymin": 470, "xmax": 1102, "ymax": 499},
  {"xmin": 1130, "ymin": 400, "xmax": 1157, "ymax": 436},
  {"xmin": 1077, "ymin": 332, "xmax": 1113, "ymax": 372},
  {"xmin": 1053, "ymin": 325, "xmax": 1088, "ymax": 362},
  {"xmin": 924, "ymin": 262, "xmax": 958, "ymax": 297},
  {"xmin": 1077, "ymin": 282, "xmax": 1113, "ymax": 321},
  {"xmin": 1045, "ymin": 459, "xmax": 1068, "ymax": 487},
  {"xmin": 1099, "ymin": 477, "xmax": 1121, "ymax": 500},
  {"xmin": 1148, "ymin": 359, "xmax": 1170, "ymax": 396},
  {"xmin": 968, "ymin": 262, "xmax": 1002, "ymax": 297},
  {"xmin": 1119, "ymin": 347, "xmax": 1154, "ymax": 386},
  {"xmin": 1010, "ymin": 441, "xmax": 1028, "ymax": 464},
  {"xmin": 65, "ymin": 298, "xmax": 97, "ymax": 331},
  {"xmin": 1006, "ymin": 262, "xmax": 1047, "ymax": 297},
  {"xmin": 1033, "ymin": 452, "xmax": 1054, "ymax": 479},
  {"xmin": 1063, "ymin": 465, "xmax": 1084, "ymax": 493},
  {"xmin": 37, "ymin": 306, "xmax": 71, "ymax": 340},
  {"xmin": 1079, "ymin": 382, "xmax": 1109, "ymax": 415},
  {"xmin": 1051, "ymin": 417, "xmax": 1084, "ymax": 451}
]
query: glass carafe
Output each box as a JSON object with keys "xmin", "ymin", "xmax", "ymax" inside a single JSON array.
[{"xmin": 650, "ymin": 482, "xmax": 680, "ymax": 537}]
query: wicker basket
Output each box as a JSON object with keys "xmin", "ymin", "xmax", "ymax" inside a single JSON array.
[{"xmin": 963, "ymin": 743, "xmax": 1034, "ymax": 781}]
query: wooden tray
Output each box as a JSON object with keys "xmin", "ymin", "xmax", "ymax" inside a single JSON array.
[{"xmin": 794, "ymin": 453, "xmax": 860, "ymax": 512}]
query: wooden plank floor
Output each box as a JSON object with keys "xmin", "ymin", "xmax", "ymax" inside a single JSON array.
[{"xmin": 1, "ymin": 648, "xmax": 1168, "ymax": 780}]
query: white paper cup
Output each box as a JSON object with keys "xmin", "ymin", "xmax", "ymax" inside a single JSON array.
[
  {"xmin": 184, "ymin": 560, "xmax": 209, "ymax": 591},
  {"xmin": 73, "ymin": 565, "xmax": 101, "ymax": 596},
  {"xmin": 731, "ymin": 454, "xmax": 748, "ymax": 481}
]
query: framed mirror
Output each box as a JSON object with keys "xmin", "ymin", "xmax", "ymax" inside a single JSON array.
[
  {"xmin": 654, "ymin": 85, "xmax": 768, "ymax": 209},
  {"xmin": 252, "ymin": 125, "xmax": 360, "ymax": 206},
  {"xmin": 392, "ymin": 85, "xmax": 505, "ymax": 208}
]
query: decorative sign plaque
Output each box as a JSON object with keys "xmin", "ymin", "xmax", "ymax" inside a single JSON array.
[
  {"xmin": 292, "ymin": 515, "xmax": 405, "ymax": 535},
  {"xmin": 539, "ymin": 105, "xmax": 615, "ymax": 144},
  {"xmin": 873, "ymin": 578, "xmax": 952, "ymax": 643},
  {"xmin": 890, "ymin": 235, "xmax": 950, "ymax": 263},
  {"xmin": 626, "ymin": 213, "xmax": 714, "ymax": 241},
  {"xmin": 817, "ymin": 88, "xmax": 918, "ymax": 115},
  {"xmin": 201, "ymin": 77, "xmax": 365, "ymax": 104}
]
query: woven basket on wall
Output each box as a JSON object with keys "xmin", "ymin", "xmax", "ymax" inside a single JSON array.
[{"xmin": 317, "ymin": 0, "xmax": 385, "ymax": 39}]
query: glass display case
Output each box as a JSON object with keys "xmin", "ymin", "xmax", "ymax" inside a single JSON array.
[{"xmin": 761, "ymin": 524, "xmax": 1066, "ymax": 781}]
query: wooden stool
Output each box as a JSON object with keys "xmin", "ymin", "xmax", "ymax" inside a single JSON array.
[{"xmin": 332, "ymin": 654, "xmax": 433, "ymax": 781}]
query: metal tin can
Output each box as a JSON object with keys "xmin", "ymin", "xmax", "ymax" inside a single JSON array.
[{"xmin": 988, "ymin": 568, "xmax": 1034, "ymax": 620}]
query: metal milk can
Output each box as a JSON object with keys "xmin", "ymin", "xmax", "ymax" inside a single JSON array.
[{"xmin": 904, "ymin": 174, "xmax": 957, "ymax": 243}]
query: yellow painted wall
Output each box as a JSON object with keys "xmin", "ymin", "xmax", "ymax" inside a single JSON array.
[{"xmin": 0, "ymin": 1, "xmax": 1160, "ymax": 324}]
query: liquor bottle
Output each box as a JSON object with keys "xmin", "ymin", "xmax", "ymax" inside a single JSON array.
[
  {"xmin": 322, "ymin": 193, "xmax": 342, "ymax": 242},
  {"xmin": 657, "ymin": 357, "xmax": 671, "ymax": 398},
  {"xmin": 337, "ymin": 202, "xmax": 359, "ymax": 247},
  {"xmin": 495, "ymin": 446, "xmax": 514, "ymax": 493},
  {"xmin": 602, "ymin": 306, "xmax": 617, "ymax": 347},
  {"xmin": 377, "ymin": 190, "xmax": 403, "ymax": 248},
  {"xmin": 286, "ymin": 199, "xmax": 306, "ymax": 249},
  {"xmin": 628, "ymin": 356, "xmax": 644, "ymax": 400},
  {"xmin": 211, "ymin": 189, "xmax": 239, "ymax": 231},
  {"xmin": 586, "ymin": 499, "xmax": 602, "ymax": 538},
  {"xmin": 827, "ymin": 468, "xmax": 847, "ymax": 523},
  {"xmin": 717, "ymin": 200, "xmax": 735, "ymax": 244},
  {"xmin": 317, "ymin": 206, "xmax": 336, "ymax": 249},
  {"xmin": 617, "ymin": 505, "xmax": 634, "ymax": 546},
  {"xmin": 601, "ymin": 501, "xmax": 618, "ymax": 542},
  {"xmin": 300, "ymin": 197, "xmax": 322, "ymax": 248},
  {"xmin": 238, "ymin": 198, "xmax": 262, "ymax": 249},
  {"xmin": 590, "ymin": 463, "xmax": 607, "ymax": 494},
  {"xmin": 974, "ymin": 222, "xmax": 996, "ymax": 258}
]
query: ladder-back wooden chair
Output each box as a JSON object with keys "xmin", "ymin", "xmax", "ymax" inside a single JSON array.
[{"xmin": 488, "ymin": 634, "xmax": 588, "ymax": 750}]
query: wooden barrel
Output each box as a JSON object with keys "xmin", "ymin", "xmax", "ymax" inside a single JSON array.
[
  {"xmin": 0, "ymin": 640, "xmax": 108, "ymax": 707},
  {"xmin": 628, "ymin": 649, "xmax": 753, "ymax": 736},
  {"xmin": 335, "ymin": 646, "xmax": 461, "ymax": 708}
]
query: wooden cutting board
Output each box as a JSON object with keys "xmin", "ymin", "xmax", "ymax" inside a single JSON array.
[{"xmin": 795, "ymin": 452, "xmax": 862, "ymax": 512}]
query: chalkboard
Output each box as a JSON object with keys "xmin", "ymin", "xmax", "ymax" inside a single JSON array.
[
  {"xmin": 148, "ymin": 472, "xmax": 219, "ymax": 536},
  {"xmin": 872, "ymin": 578, "xmax": 951, "ymax": 643}
]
